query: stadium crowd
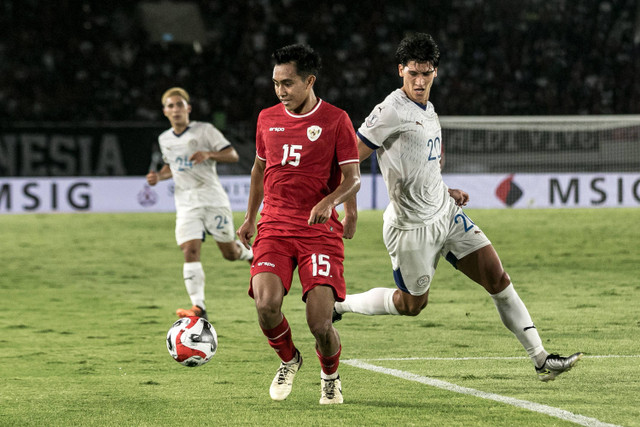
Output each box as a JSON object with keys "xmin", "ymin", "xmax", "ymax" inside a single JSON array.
[{"xmin": 2, "ymin": 0, "xmax": 639, "ymax": 128}]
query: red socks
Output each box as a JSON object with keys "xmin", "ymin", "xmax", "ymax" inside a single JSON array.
[
  {"xmin": 316, "ymin": 346, "xmax": 341, "ymax": 376},
  {"xmin": 262, "ymin": 315, "xmax": 341, "ymax": 375},
  {"xmin": 261, "ymin": 316, "xmax": 296, "ymax": 362}
]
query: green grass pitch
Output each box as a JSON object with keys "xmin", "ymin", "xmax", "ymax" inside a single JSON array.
[{"xmin": 1, "ymin": 208, "xmax": 639, "ymax": 426}]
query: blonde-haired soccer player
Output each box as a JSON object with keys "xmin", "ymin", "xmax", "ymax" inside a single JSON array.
[{"xmin": 147, "ymin": 87, "xmax": 253, "ymax": 320}]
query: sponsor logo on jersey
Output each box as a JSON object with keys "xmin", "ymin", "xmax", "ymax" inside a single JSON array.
[
  {"xmin": 189, "ymin": 139, "xmax": 198, "ymax": 149},
  {"xmin": 257, "ymin": 261, "xmax": 276, "ymax": 268},
  {"xmin": 416, "ymin": 275, "xmax": 431, "ymax": 289},
  {"xmin": 269, "ymin": 127, "xmax": 285, "ymax": 132},
  {"xmin": 307, "ymin": 125, "xmax": 322, "ymax": 141}
]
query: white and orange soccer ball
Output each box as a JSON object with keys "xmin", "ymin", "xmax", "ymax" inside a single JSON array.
[{"xmin": 166, "ymin": 316, "xmax": 217, "ymax": 367}]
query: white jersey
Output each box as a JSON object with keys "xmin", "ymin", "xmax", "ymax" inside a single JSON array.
[
  {"xmin": 158, "ymin": 121, "xmax": 232, "ymax": 211},
  {"xmin": 358, "ymin": 89, "xmax": 449, "ymax": 229}
]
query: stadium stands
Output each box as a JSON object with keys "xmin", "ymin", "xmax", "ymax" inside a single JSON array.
[{"xmin": 1, "ymin": 0, "xmax": 639, "ymax": 128}]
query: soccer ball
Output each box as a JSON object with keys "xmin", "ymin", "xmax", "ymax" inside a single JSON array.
[{"xmin": 166, "ymin": 316, "xmax": 217, "ymax": 367}]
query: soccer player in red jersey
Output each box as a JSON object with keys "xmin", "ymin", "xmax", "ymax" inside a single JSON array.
[{"xmin": 237, "ymin": 44, "xmax": 360, "ymax": 404}]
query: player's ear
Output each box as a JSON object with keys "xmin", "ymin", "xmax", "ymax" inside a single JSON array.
[
  {"xmin": 398, "ymin": 64, "xmax": 404, "ymax": 77},
  {"xmin": 434, "ymin": 68, "xmax": 438, "ymax": 78},
  {"xmin": 306, "ymin": 74, "xmax": 316, "ymax": 88}
]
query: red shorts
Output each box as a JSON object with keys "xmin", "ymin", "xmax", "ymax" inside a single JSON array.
[{"xmin": 249, "ymin": 234, "xmax": 346, "ymax": 302}]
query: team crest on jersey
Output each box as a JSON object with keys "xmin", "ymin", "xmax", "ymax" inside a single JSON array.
[
  {"xmin": 365, "ymin": 114, "xmax": 379, "ymax": 128},
  {"xmin": 189, "ymin": 139, "xmax": 198, "ymax": 149},
  {"xmin": 307, "ymin": 125, "xmax": 322, "ymax": 141}
]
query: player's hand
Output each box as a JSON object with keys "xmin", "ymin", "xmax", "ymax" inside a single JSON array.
[
  {"xmin": 146, "ymin": 171, "xmax": 159, "ymax": 186},
  {"xmin": 236, "ymin": 220, "xmax": 255, "ymax": 249},
  {"xmin": 341, "ymin": 215, "xmax": 357, "ymax": 239},
  {"xmin": 308, "ymin": 200, "xmax": 333, "ymax": 225},
  {"xmin": 189, "ymin": 151, "xmax": 210, "ymax": 164},
  {"xmin": 448, "ymin": 188, "xmax": 469, "ymax": 206}
]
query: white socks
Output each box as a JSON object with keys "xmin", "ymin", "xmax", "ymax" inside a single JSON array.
[
  {"xmin": 183, "ymin": 262, "xmax": 206, "ymax": 310},
  {"xmin": 236, "ymin": 241, "xmax": 254, "ymax": 261},
  {"xmin": 335, "ymin": 287, "xmax": 400, "ymax": 316},
  {"xmin": 321, "ymin": 370, "xmax": 339, "ymax": 380},
  {"xmin": 335, "ymin": 283, "xmax": 548, "ymax": 366},
  {"xmin": 491, "ymin": 284, "xmax": 547, "ymax": 365}
]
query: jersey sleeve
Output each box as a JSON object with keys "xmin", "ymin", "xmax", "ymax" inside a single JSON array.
[
  {"xmin": 204, "ymin": 123, "xmax": 232, "ymax": 151},
  {"xmin": 255, "ymin": 112, "xmax": 266, "ymax": 161},
  {"xmin": 157, "ymin": 133, "xmax": 170, "ymax": 164},
  {"xmin": 335, "ymin": 111, "xmax": 359, "ymax": 165},
  {"xmin": 357, "ymin": 102, "xmax": 400, "ymax": 149}
]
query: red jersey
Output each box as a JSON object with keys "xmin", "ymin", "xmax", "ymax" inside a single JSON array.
[{"xmin": 255, "ymin": 99, "xmax": 359, "ymax": 238}]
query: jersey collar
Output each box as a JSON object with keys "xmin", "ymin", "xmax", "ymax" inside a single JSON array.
[
  {"xmin": 172, "ymin": 126, "xmax": 190, "ymax": 137},
  {"xmin": 283, "ymin": 99, "xmax": 323, "ymax": 118},
  {"xmin": 412, "ymin": 101, "xmax": 428, "ymax": 111}
]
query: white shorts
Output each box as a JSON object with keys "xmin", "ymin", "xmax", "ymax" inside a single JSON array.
[
  {"xmin": 383, "ymin": 198, "xmax": 491, "ymax": 296},
  {"xmin": 175, "ymin": 206, "xmax": 236, "ymax": 246}
]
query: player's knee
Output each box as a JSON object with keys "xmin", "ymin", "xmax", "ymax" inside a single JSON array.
[
  {"xmin": 254, "ymin": 298, "xmax": 280, "ymax": 321},
  {"xmin": 394, "ymin": 291, "xmax": 429, "ymax": 316},
  {"xmin": 220, "ymin": 242, "xmax": 243, "ymax": 261},
  {"xmin": 397, "ymin": 299, "xmax": 428, "ymax": 316},
  {"xmin": 399, "ymin": 305, "xmax": 426, "ymax": 316},
  {"xmin": 182, "ymin": 248, "xmax": 199, "ymax": 262},
  {"xmin": 308, "ymin": 319, "xmax": 333, "ymax": 343},
  {"xmin": 221, "ymin": 249, "xmax": 239, "ymax": 261}
]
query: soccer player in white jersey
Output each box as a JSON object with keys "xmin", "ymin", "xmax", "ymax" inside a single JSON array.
[
  {"xmin": 334, "ymin": 33, "xmax": 582, "ymax": 381},
  {"xmin": 146, "ymin": 87, "xmax": 253, "ymax": 320}
]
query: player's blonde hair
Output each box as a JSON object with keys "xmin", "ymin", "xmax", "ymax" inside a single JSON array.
[{"xmin": 161, "ymin": 87, "xmax": 190, "ymax": 106}]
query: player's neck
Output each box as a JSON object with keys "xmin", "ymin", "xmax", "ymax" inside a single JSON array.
[
  {"xmin": 401, "ymin": 87, "xmax": 429, "ymax": 106},
  {"xmin": 289, "ymin": 92, "xmax": 318, "ymax": 115},
  {"xmin": 172, "ymin": 122, "xmax": 189, "ymax": 135}
]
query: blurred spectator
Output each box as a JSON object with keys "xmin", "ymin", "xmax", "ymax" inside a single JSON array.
[{"xmin": 1, "ymin": 0, "xmax": 638, "ymax": 131}]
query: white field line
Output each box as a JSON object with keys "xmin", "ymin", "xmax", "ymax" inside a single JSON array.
[
  {"xmin": 346, "ymin": 354, "xmax": 640, "ymax": 362},
  {"xmin": 343, "ymin": 358, "xmax": 623, "ymax": 427}
]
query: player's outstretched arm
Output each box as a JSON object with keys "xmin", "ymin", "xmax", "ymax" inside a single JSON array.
[{"xmin": 190, "ymin": 146, "xmax": 239, "ymax": 164}]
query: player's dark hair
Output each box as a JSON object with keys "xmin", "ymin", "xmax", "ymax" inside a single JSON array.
[
  {"xmin": 395, "ymin": 32, "xmax": 440, "ymax": 67},
  {"xmin": 272, "ymin": 44, "xmax": 321, "ymax": 79}
]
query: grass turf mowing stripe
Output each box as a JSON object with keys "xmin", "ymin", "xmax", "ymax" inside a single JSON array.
[{"xmin": 343, "ymin": 359, "xmax": 620, "ymax": 427}]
